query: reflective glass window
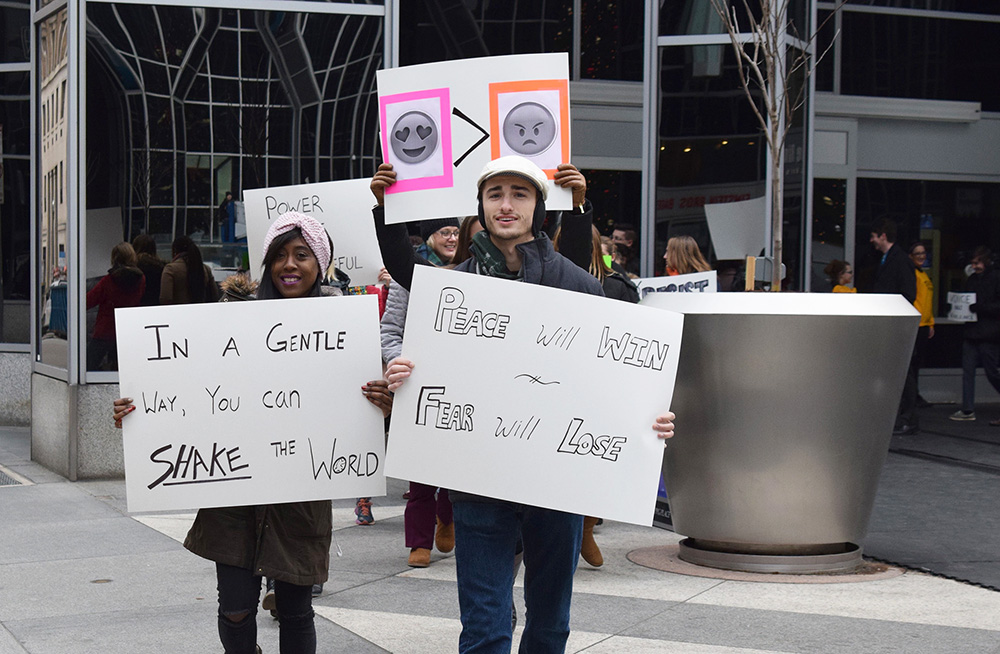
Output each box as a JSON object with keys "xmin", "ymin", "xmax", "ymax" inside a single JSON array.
[
  {"xmin": 1, "ymin": 2, "xmax": 30, "ymax": 63},
  {"xmin": 657, "ymin": 43, "xmax": 769, "ymax": 284},
  {"xmin": 810, "ymin": 178, "xmax": 848, "ymax": 291},
  {"xmin": 38, "ymin": 7, "xmax": 70, "ymax": 366},
  {"xmin": 814, "ymin": 9, "xmax": 835, "ymax": 92},
  {"xmin": 854, "ymin": 178, "xmax": 1000, "ymax": 368},
  {"xmin": 400, "ymin": 1, "xmax": 572, "ymax": 70},
  {"xmin": 843, "ymin": 0, "xmax": 1000, "ymax": 14},
  {"xmin": 579, "ymin": 0, "xmax": 642, "ymax": 81},
  {"xmin": 84, "ymin": 3, "xmax": 385, "ymax": 366},
  {"xmin": 660, "ymin": 1, "xmax": 762, "ymax": 37},
  {"xmin": 840, "ymin": 12, "xmax": 1000, "ymax": 110}
]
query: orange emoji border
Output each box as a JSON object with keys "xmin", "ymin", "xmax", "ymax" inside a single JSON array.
[{"xmin": 489, "ymin": 79, "xmax": 570, "ymax": 179}]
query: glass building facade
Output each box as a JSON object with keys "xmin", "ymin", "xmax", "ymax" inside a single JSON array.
[{"xmin": 2, "ymin": 0, "xmax": 998, "ymax": 472}]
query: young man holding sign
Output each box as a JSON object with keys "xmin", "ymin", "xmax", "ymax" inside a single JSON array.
[{"xmin": 371, "ymin": 156, "xmax": 676, "ymax": 653}]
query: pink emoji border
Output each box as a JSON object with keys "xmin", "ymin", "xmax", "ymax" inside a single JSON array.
[{"xmin": 379, "ymin": 88, "xmax": 453, "ymax": 193}]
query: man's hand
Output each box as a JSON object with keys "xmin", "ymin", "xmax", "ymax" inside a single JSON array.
[
  {"xmin": 385, "ymin": 356, "xmax": 415, "ymax": 392},
  {"xmin": 554, "ymin": 163, "xmax": 587, "ymax": 207},
  {"xmin": 362, "ymin": 379, "xmax": 393, "ymax": 418},
  {"xmin": 653, "ymin": 411, "xmax": 676, "ymax": 443},
  {"xmin": 370, "ymin": 163, "xmax": 397, "ymax": 207}
]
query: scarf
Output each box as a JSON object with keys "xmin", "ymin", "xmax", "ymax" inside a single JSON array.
[{"xmin": 469, "ymin": 231, "xmax": 522, "ymax": 281}]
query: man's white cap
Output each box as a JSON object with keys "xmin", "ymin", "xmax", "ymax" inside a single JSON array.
[{"xmin": 476, "ymin": 156, "xmax": 548, "ymax": 201}]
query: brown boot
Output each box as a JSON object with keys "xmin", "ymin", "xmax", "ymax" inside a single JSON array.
[
  {"xmin": 581, "ymin": 516, "xmax": 603, "ymax": 567},
  {"xmin": 435, "ymin": 517, "xmax": 455, "ymax": 553},
  {"xmin": 408, "ymin": 547, "xmax": 431, "ymax": 568}
]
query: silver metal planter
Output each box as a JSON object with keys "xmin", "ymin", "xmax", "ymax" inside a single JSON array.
[{"xmin": 642, "ymin": 292, "xmax": 920, "ymax": 573}]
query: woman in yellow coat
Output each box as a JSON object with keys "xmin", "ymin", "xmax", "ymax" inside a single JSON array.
[{"xmin": 909, "ymin": 242, "xmax": 935, "ymax": 406}]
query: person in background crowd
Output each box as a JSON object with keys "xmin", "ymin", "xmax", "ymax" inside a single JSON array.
[
  {"xmin": 453, "ymin": 216, "xmax": 483, "ymax": 266},
  {"xmin": 909, "ymin": 242, "xmax": 935, "ymax": 408},
  {"xmin": 370, "ymin": 155, "xmax": 677, "ymax": 654},
  {"xmin": 218, "ymin": 271, "xmax": 258, "ymax": 303},
  {"xmin": 555, "ymin": 225, "xmax": 638, "ymax": 305},
  {"xmin": 664, "ymin": 235, "xmax": 711, "ymax": 276},
  {"xmin": 824, "ymin": 259, "xmax": 856, "ymax": 293},
  {"xmin": 600, "ymin": 236, "xmax": 630, "ymax": 279},
  {"xmin": 380, "ymin": 221, "xmax": 460, "ymax": 565},
  {"xmin": 218, "ymin": 191, "xmax": 237, "ymax": 243},
  {"xmin": 950, "ymin": 247, "xmax": 1000, "ymax": 425},
  {"xmin": 416, "ymin": 218, "xmax": 460, "ymax": 266},
  {"xmin": 869, "ymin": 219, "xmax": 918, "ymax": 435},
  {"xmin": 131, "ymin": 234, "xmax": 165, "ymax": 306},
  {"xmin": 86, "ymin": 242, "xmax": 145, "ymax": 370},
  {"xmin": 612, "ymin": 223, "xmax": 640, "ymax": 276},
  {"xmin": 160, "ymin": 235, "xmax": 219, "ymax": 304},
  {"xmin": 115, "ymin": 212, "xmax": 392, "ymax": 653},
  {"xmin": 553, "ymin": 223, "xmax": 639, "ymax": 569},
  {"xmin": 350, "ymin": 266, "xmax": 392, "ymax": 527}
]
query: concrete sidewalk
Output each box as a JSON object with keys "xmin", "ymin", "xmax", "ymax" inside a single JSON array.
[{"xmin": 2, "ymin": 415, "xmax": 1000, "ymax": 653}]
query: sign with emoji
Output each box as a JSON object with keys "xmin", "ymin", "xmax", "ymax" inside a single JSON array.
[{"xmin": 376, "ymin": 53, "xmax": 572, "ymax": 224}]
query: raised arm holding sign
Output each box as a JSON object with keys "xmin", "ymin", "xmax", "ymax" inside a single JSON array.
[{"xmin": 374, "ymin": 155, "xmax": 677, "ymax": 653}]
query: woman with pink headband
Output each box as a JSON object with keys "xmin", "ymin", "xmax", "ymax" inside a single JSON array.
[{"xmin": 113, "ymin": 212, "xmax": 392, "ymax": 654}]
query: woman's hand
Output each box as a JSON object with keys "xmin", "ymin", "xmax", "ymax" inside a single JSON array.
[
  {"xmin": 378, "ymin": 267, "xmax": 392, "ymax": 285},
  {"xmin": 363, "ymin": 379, "xmax": 393, "ymax": 418},
  {"xmin": 653, "ymin": 411, "xmax": 676, "ymax": 442},
  {"xmin": 385, "ymin": 357, "xmax": 415, "ymax": 392},
  {"xmin": 113, "ymin": 397, "xmax": 136, "ymax": 429}
]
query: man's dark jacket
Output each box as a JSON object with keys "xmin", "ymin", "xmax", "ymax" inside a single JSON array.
[
  {"xmin": 964, "ymin": 265, "xmax": 1000, "ymax": 342},
  {"xmin": 872, "ymin": 243, "xmax": 917, "ymax": 304}
]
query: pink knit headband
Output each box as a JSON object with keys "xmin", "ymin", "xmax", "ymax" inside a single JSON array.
[{"xmin": 262, "ymin": 211, "xmax": 332, "ymax": 273}]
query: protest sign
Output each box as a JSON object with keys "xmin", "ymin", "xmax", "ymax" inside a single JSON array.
[
  {"xmin": 376, "ymin": 53, "xmax": 572, "ymax": 224},
  {"xmin": 384, "ymin": 266, "xmax": 684, "ymax": 525},
  {"xmin": 116, "ymin": 295, "xmax": 386, "ymax": 513},
  {"xmin": 636, "ymin": 271, "xmax": 717, "ymax": 300},
  {"xmin": 948, "ymin": 291, "xmax": 977, "ymax": 322},
  {"xmin": 243, "ymin": 179, "xmax": 384, "ymax": 287}
]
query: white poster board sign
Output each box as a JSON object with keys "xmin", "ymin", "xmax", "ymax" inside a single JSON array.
[
  {"xmin": 635, "ymin": 271, "xmax": 718, "ymax": 301},
  {"xmin": 704, "ymin": 195, "xmax": 767, "ymax": 260},
  {"xmin": 116, "ymin": 295, "xmax": 386, "ymax": 513},
  {"xmin": 243, "ymin": 179, "xmax": 385, "ymax": 287},
  {"xmin": 384, "ymin": 266, "xmax": 684, "ymax": 525},
  {"xmin": 948, "ymin": 292, "xmax": 977, "ymax": 322},
  {"xmin": 376, "ymin": 53, "xmax": 573, "ymax": 224}
]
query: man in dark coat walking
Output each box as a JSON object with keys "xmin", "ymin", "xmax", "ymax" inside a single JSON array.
[
  {"xmin": 869, "ymin": 219, "xmax": 918, "ymax": 434},
  {"xmin": 950, "ymin": 247, "xmax": 1000, "ymax": 424}
]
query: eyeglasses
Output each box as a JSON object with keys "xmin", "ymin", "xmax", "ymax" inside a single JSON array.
[
  {"xmin": 436, "ymin": 229, "xmax": 460, "ymax": 239},
  {"xmin": 912, "ymin": 250, "xmax": 927, "ymax": 257}
]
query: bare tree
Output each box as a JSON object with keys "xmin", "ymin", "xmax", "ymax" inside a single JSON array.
[{"xmin": 709, "ymin": 0, "xmax": 839, "ymax": 290}]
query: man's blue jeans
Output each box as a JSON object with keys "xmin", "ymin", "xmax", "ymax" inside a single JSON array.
[
  {"xmin": 452, "ymin": 500, "xmax": 583, "ymax": 654},
  {"xmin": 961, "ymin": 340, "xmax": 1000, "ymax": 413}
]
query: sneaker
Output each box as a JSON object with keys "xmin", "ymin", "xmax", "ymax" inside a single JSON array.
[
  {"xmin": 311, "ymin": 583, "xmax": 323, "ymax": 597},
  {"xmin": 355, "ymin": 497, "xmax": 374, "ymax": 525},
  {"xmin": 261, "ymin": 577, "xmax": 276, "ymax": 611},
  {"xmin": 949, "ymin": 410, "xmax": 976, "ymax": 421}
]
